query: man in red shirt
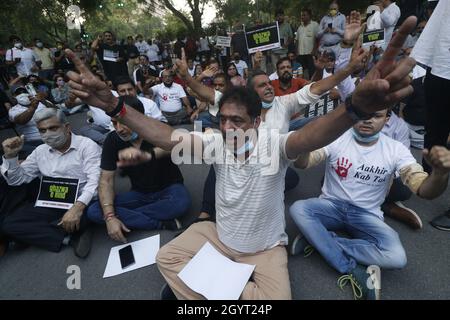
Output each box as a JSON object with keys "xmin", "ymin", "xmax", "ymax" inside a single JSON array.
[{"xmin": 271, "ymin": 57, "xmax": 309, "ymax": 97}]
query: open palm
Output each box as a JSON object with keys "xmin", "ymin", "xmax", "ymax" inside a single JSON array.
[{"xmin": 344, "ymin": 11, "xmax": 365, "ymax": 43}]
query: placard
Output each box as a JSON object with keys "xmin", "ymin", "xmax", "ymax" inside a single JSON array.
[
  {"xmin": 245, "ymin": 22, "xmax": 281, "ymax": 54},
  {"xmin": 304, "ymin": 94, "xmax": 339, "ymax": 118},
  {"xmin": 216, "ymin": 36, "xmax": 231, "ymax": 47},
  {"xmin": 362, "ymin": 29, "xmax": 385, "ymax": 48},
  {"xmin": 35, "ymin": 176, "xmax": 79, "ymax": 210}
]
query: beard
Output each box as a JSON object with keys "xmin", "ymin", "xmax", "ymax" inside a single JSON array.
[{"xmin": 280, "ymin": 72, "xmax": 293, "ymax": 83}]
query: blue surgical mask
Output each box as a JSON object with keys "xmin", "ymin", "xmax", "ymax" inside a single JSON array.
[
  {"xmin": 235, "ymin": 139, "xmax": 255, "ymax": 155},
  {"xmin": 119, "ymin": 131, "xmax": 139, "ymax": 142},
  {"xmin": 352, "ymin": 128, "xmax": 380, "ymax": 144},
  {"xmin": 261, "ymin": 101, "xmax": 274, "ymax": 109}
]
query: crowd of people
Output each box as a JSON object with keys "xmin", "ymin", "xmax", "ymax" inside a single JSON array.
[{"xmin": 0, "ymin": 0, "xmax": 449, "ymax": 301}]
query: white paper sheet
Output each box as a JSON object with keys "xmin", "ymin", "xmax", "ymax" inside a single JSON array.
[
  {"xmin": 177, "ymin": 242, "xmax": 255, "ymax": 300},
  {"xmin": 103, "ymin": 234, "xmax": 160, "ymax": 278}
]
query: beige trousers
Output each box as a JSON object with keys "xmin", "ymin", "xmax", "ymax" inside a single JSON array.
[{"xmin": 156, "ymin": 221, "xmax": 292, "ymax": 300}]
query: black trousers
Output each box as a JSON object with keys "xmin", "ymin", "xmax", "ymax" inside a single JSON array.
[
  {"xmin": 0, "ymin": 178, "xmax": 88, "ymax": 252},
  {"xmin": 423, "ymin": 70, "xmax": 450, "ymax": 173},
  {"xmin": 298, "ymin": 54, "xmax": 315, "ymax": 80}
]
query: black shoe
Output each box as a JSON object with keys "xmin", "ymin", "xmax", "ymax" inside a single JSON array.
[
  {"xmin": 430, "ymin": 209, "xmax": 450, "ymax": 231},
  {"xmin": 70, "ymin": 227, "xmax": 93, "ymax": 258},
  {"xmin": 161, "ymin": 219, "xmax": 183, "ymax": 231},
  {"xmin": 10, "ymin": 240, "xmax": 29, "ymax": 251},
  {"xmin": 160, "ymin": 283, "xmax": 177, "ymax": 300}
]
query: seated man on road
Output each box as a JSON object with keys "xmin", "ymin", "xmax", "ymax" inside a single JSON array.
[
  {"xmin": 87, "ymin": 97, "xmax": 191, "ymax": 242},
  {"xmin": 65, "ymin": 15, "xmax": 417, "ymax": 299},
  {"xmin": 290, "ymin": 109, "xmax": 449, "ymax": 300},
  {"xmin": 0, "ymin": 108, "xmax": 101, "ymax": 258}
]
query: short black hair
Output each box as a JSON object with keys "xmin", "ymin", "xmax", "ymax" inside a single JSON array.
[
  {"xmin": 123, "ymin": 96, "xmax": 144, "ymax": 114},
  {"xmin": 9, "ymin": 35, "xmax": 20, "ymax": 43},
  {"xmin": 218, "ymin": 87, "xmax": 261, "ymax": 120},
  {"xmin": 276, "ymin": 57, "xmax": 292, "ymax": 70},
  {"xmin": 113, "ymin": 76, "xmax": 134, "ymax": 89},
  {"xmin": 302, "ymin": 8, "xmax": 312, "ymax": 16},
  {"xmin": 246, "ymin": 69, "xmax": 267, "ymax": 90}
]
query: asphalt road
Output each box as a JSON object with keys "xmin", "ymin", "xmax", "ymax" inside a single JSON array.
[{"xmin": 0, "ymin": 111, "xmax": 449, "ymax": 300}]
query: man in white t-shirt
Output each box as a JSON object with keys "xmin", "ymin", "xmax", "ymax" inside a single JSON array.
[
  {"xmin": 146, "ymin": 40, "xmax": 160, "ymax": 64},
  {"xmin": 290, "ymin": 109, "xmax": 449, "ymax": 300},
  {"xmin": 379, "ymin": 0, "xmax": 401, "ymax": 49},
  {"xmin": 8, "ymin": 87, "xmax": 47, "ymax": 157},
  {"xmin": 65, "ymin": 15, "xmax": 418, "ymax": 299},
  {"xmin": 149, "ymin": 69, "xmax": 193, "ymax": 125},
  {"xmin": 6, "ymin": 36, "xmax": 40, "ymax": 77}
]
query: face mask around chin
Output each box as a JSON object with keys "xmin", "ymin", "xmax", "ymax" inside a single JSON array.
[
  {"xmin": 41, "ymin": 129, "xmax": 68, "ymax": 149},
  {"xmin": 119, "ymin": 131, "xmax": 139, "ymax": 142},
  {"xmin": 352, "ymin": 128, "xmax": 380, "ymax": 144},
  {"xmin": 261, "ymin": 100, "xmax": 274, "ymax": 109}
]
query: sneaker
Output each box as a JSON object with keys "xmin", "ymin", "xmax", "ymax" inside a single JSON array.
[
  {"xmin": 161, "ymin": 219, "xmax": 183, "ymax": 231},
  {"xmin": 382, "ymin": 201, "xmax": 423, "ymax": 230},
  {"xmin": 290, "ymin": 234, "xmax": 314, "ymax": 257},
  {"xmin": 337, "ymin": 264, "xmax": 381, "ymax": 300},
  {"xmin": 160, "ymin": 283, "xmax": 177, "ymax": 300},
  {"xmin": 70, "ymin": 227, "xmax": 93, "ymax": 258},
  {"xmin": 430, "ymin": 209, "xmax": 450, "ymax": 232}
]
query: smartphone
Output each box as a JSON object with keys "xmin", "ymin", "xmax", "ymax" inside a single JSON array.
[
  {"xmin": 25, "ymin": 83, "xmax": 37, "ymax": 97},
  {"xmin": 328, "ymin": 23, "xmax": 332, "ymax": 29},
  {"xmin": 119, "ymin": 245, "xmax": 135, "ymax": 269}
]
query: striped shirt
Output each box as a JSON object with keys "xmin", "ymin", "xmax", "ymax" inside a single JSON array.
[{"xmin": 202, "ymin": 126, "xmax": 293, "ymax": 253}]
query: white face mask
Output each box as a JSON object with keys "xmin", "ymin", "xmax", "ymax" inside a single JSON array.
[
  {"xmin": 16, "ymin": 93, "xmax": 31, "ymax": 106},
  {"xmin": 41, "ymin": 128, "xmax": 68, "ymax": 149},
  {"xmin": 14, "ymin": 42, "xmax": 23, "ymax": 49},
  {"xmin": 36, "ymin": 42, "xmax": 43, "ymax": 48}
]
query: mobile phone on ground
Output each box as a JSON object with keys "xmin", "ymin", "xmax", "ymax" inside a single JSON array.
[{"xmin": 119, "ymin": 245, "xmax": 135, "ymax": 269}]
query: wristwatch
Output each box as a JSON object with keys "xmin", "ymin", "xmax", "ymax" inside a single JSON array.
[{"xmin": 345, "ymin": 95, "xmax": 375, "ymax": 121}]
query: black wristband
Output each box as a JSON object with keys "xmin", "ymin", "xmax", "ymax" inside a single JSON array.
[
  {"xmin": 345, "ymin": 95, "xmax": 375, "ymax": 121},
  {"xmin": 106, "ymin": 96, "xmax": 125, "ymax": 117}
]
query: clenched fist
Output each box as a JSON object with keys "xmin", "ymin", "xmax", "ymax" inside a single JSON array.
[{"xmin": 2, "ymin": 135, "xmax": 25, "ymax": 159}]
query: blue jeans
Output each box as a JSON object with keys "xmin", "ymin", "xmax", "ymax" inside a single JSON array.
[
  {"xmin": 289, "ymin": 198, "xmax": 407, "ymax": 274},
  {"xmin": 87, "ymin": 183, "xmax": 191, "ymax": 230}
]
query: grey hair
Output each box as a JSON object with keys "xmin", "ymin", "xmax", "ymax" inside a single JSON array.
[{"xmin": 33, "ymin": 108, "xmax": 68, "ymax": 124}]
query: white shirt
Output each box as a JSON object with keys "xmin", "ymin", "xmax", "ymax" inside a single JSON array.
[
  {"xmin": 269, "ymin": 71, "xmax": 279, "ymax": 81},
  {"xmin": 231, "ymin": 60, "xmax": 248, "ymax": 77},
  {"xmin": 382, "ymin": 113, "xmax": 411, "ymax": 149},
  {"xmin": 111, "ymin": 91, "xmax": 167, "ymax": 122},
  {"xmin": 1, "ymin": 134, "xmax": 101, "ymax": 206},
  {"xmin": 135, "ymin": 41, "xmax": 150, "ymax": 55},
  {"xmin": 296, "ymin": 21, "xmax": 320, "ymax": 55},
  {"xmin": 88, "ymin": 106, "xmax": 113, "ymax": 130},
  {"xmin": 200, "ymin": 126, "xmax": 293, "ymax": 253},
  {"xmin": 9, "ymin": 102, "xmax": 46, "ymax": 141},
  {"xmin": 411, "ymin": 0, "xmax": 450, "ymax": 79},
  {"xmin": 199, "ymin": 38, "xmax": 210, "ymax": 52},
  {"xmin": 381, "ymin": 2, "xmax": 401, "ymax": 48},
  {"xmin": 321, "ymin": 130, "xmax": 417, "ymax": 217},
  {"xmin": 5, "ymin": 47, "xmax": 40, "ymax": 77},
  {"xmin": 215, "ymin": 83, "xmax": 321, "ymax": 133},
  {"xmin": 147, "ymin": 44, "xmax": 160, "ymax": 62},
  {"xmin": 151, "ymin": 83, "xmax": 186, "ymax": 113}
]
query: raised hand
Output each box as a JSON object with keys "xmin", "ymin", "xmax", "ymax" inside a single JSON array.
[
  {"xmin": 344, "ymin": 11, "xmax": 365, "ymax": 44},
  {"xmin": 2, "ymin": 135, "xmax": 25, "ymax": 159},
  {"xmin": 65, "ymin": 49, "xmax": 118, "ymax": 113},
  {"xmin": 351, "ymin": 16, "xmax": 417, "ymax": 115},
  {"xmin": 313, "ymin": 52, "xmax": 330, "ymax": 70},
  {"xmin": 424, "ymin": 147, "xmax": 450, "ymax": 176},
  {"xmin": 175, "ymin": 48, "xmax": 189, "ymax": 79}
]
